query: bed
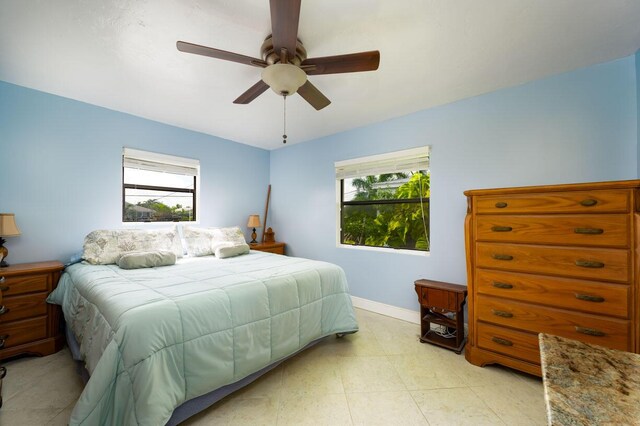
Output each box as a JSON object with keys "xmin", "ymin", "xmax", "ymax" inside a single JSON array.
[{"xmin": 48, "ymin": 250, "xmax": 359, "ymax": 425}]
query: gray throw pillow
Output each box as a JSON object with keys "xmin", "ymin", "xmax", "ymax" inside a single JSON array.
[{"xmin": 117, "ymin": 250, "xmax": 177, "ymax": 269}]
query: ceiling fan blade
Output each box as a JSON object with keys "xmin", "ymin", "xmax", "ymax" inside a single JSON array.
[
  {"xmin": 297, "ymin": 80, "xmax": 331, "ymax": 110},
  {"xmin": 177, "ymin": 41, "xmax": 267, "ymax": 67},
  {"xmin": 233, "ymin": 80, "xmax": 270, "ymax": 104},
  {"xmin": 269, "ymin": 0, "xmax": 301, "ymax": 60},
  {"xmin": 302, "ymin": 51, "xmax": 380, "ymax": 75}
]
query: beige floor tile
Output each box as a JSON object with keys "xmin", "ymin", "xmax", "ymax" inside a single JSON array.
[
  {"xmin": 277, "ymin": 392, "xmax": 352, "ymax": 426},
  {"xmin": 46, "ymin": 401, "xmax": 76, "ymax": 426},
  {"xmin": 444, "ymin": 352, "xmax": 522, "ymax": 388},
  {"xmin": 0, "ymin": 408, "xmax": 63, "ymax": 426},
  {"xmin": 281, "ymin": 353, "xmax": 344, "ymax": 396},
  {"xmin": 339, "ymin": 356, "xmax": 406, "ymax": 393},
  {"xmin": 3, "ymin": 358, "xmax": 84, "ymax": 410},
  {"xmin": 388, "ymin": 352, "xmax": 469, "ymax": 390},
  {"xmin": 411, "ymin": 388, "xmax": 506, "ymax": 426},
  {"xmin": 182, "ymin": 395, "xmax": 279, "ymax": 425},
  {"xmin": 233, "ymin": 364, "xmax": 284, "ymax": 400},
  {"xmin": 313, "ymin": 329, "xmax": 387, "ymax": 357},
  {"xmin": 346, "ymin": 390, "xmax": 428, "ymax": 425},
  {"xmin": 2, "ymin": 349, "xmax": 74, "ymax": 402},
  {"xmin": 470, "ymin": 382, "xmax": 547, "ymax": 425}
]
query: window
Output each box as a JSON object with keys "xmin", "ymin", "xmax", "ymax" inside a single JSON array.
[
  {"xmin": 336, "ymin": 147, "xmax": 430, "ymax": 252},
  {"xmin": 122, "ymin": 148, "xmax": 199, "ymax": 223}
]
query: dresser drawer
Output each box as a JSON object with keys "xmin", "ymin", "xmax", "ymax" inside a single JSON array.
[
  {"xmin": 0, "ymin": 293, "xmax": 48, "ymax": 323},
  {"xmin": 476, "ymin": 295, "xmax": 630, "ymax": 351},
  {"xmin": 475, "ymin": 190, "xmax": 630, "ymax": 214},
  {"xmin": 477, "ymin": 322, "xmax": 540, "ymax": 364},
  {"xmin": 0, "ymin": 273, "xmax": 49, "ymax": 296},
  {"xmin": 0, "ymin": 317, "xmax": 47, "ymax": 349},
  {"xmin": 476, "ymin": 269, "xmax": 630, "ymax": 318},
  {"xmin": 476, "ymin": 242, "xmax": 630, "ymax": 283},
  {"xmin": 475, "ymin": 214, "xmax": 629, "ymax": 248}
]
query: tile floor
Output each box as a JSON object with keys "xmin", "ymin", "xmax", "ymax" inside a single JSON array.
[{"xmin": 0, "ymin": 308, "xmax": 547, "ymax": 425}]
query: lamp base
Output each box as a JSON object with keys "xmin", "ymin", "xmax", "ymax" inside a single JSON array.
[
  {"xmin": 250, "ymin": 228, "xmax": 258, "ymax": 244},
  {"xmin": 0, "ymin": 243, "xmax": 7, "ymax": 267}
]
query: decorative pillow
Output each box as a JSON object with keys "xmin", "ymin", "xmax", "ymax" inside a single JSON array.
[
  {"xmin": 117, "ymin": 250, "xmax": 176, "ymax": 269},
  {"xmin": 211, "ymin": 226, "xmax": 246, "ymax": 246},
  {"xmin": 83, "ymin": 226, "xmax": 183, "ymax": 265},
  {"xmin": 214, "ymin": 242, "xmax": 250, "ymax": 259},
  {"xmin": 182, "ymin": 226, "xmax": 215, "ymax": 257}
]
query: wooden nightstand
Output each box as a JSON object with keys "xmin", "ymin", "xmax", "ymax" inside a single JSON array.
[
  {"xmin": 250, "ymin": 242, "xmax": 286, "ymax": 255},
  {"xmin": 0, "ymin": 261, "xmax": 65, "ymax": 360},
  {"xmin": 414, "ymin": 279, "xmax": 468, "ymax": 354}
]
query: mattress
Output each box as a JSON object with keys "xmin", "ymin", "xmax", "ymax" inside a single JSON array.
[{"xmin": 48, "ymin": 251, "xmax": 358, "ymax": 425}]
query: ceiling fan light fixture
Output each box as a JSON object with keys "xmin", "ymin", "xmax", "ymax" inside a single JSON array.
[{"xmin": 261, "ymin": 63, "xmax": 307, "ymax": 96}]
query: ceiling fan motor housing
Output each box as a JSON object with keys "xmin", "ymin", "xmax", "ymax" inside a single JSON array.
[{"xmin": 261, "ymin": 35, "xmax": 307, "ymax": 65}]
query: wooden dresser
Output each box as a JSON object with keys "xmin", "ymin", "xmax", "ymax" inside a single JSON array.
[
  {"xmin": 0, "ymin": 261, "xmax": 64, "ymax": 360},
  {"xmin": 464, "ymin": 180, "xmax": 640, "ymax": 376},
  {"xmin": 250, "ymin": 241, "xmax": 285, "ymax": 255}
]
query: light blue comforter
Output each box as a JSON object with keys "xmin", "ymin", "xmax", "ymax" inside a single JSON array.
[{"xmin": 48, "ymin": 252, "xmax": 358, "ymax": 425}]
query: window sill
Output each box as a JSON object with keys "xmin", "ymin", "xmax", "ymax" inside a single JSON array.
[
  {"xmin": 121, "ymin": 221, "xmax": 199, "ymax": 226},
  {"xmin": 337, "ymin": 244, "xmax": 430, "ymax": 257}
]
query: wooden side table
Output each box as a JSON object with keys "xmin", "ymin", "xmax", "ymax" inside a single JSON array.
[
  {"xmin": 250, "ymin": 241, "xmax": 285, "ymax": 255},
  {"xmin": 0, "ymin": 261, "xmax": 65, "ymax": 360},
  {"xmin": 414, "ymin": 279, "xmax": 468, "ymax": 353}
]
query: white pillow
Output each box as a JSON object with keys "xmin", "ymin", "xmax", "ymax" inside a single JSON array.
[
  {"xmin": 211, "ymin": 226, "xmax": 246, "ymax": 246},
  {"xmin": 214, "ymin": 242, "xmax": 250, "ymax": 259},
  {"xmin": 182, "ymin": 226, "xmax": 215, "ymax": 257},
  {"xmin": 83, "ymin": 226, "xmax": 183, "ymax": 265}
]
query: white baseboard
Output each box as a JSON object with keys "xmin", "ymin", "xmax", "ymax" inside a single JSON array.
[{"xmin": 351, "ymin": 295, "xmax": 421, "ymax": 324}]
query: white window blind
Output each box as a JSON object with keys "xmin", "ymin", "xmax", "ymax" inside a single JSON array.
[
  {"xmin": 335, "ymin": 146, "xmax": 429, "ymax": 180},
  {"xmin": 123, "ymin": 147, "xmax": 199, "ymax": 176}
]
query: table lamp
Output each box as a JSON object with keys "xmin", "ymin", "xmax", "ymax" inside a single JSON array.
[
  {"xmin": 247, "ymin": 214, "xmax": 261, "ymax": 244},
  {"xmin": 0, "ymin": 213, "xmax": 21, "ymax": 267}
]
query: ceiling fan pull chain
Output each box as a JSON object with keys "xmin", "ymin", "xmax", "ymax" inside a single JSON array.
[{"xmin": 282, "ymin": 95, "xmax": 287, "ymax": 144}]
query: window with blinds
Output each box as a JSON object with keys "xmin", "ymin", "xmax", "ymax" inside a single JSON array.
[
  {"xmin": 336, "ymin": 146, "xmax": 430, "ymax": 252},
  {"xmin": 122, "ymin": 148, "xmax": 199, "ymax": 223}
]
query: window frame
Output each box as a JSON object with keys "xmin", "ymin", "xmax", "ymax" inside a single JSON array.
[
  {"xmin": 335, "ymin": 147, "xmax": 430, "ymax": 255},
  {"xmin": 122, "ymin": 148, "xmax": 200, "ymax": 224}
]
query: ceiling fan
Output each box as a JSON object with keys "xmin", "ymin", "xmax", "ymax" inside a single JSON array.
[{"xmin": 176, "ymin": 0, "xmax": 380, "ymax": 111}]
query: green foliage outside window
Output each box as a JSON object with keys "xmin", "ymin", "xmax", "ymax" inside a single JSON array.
[{"xmin": 341, "ymin": 171, "xmax": 430, "ymax": 251}]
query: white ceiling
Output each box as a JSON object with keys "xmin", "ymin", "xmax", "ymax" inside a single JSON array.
[{"xmin": 1, "ymin": 1, "xmax": 640, "ymax": 150}]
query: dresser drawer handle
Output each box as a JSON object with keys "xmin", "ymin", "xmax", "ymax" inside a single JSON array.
[
  {"xmin": 0, "ymin": 335, "xmax": 7, "ymax": 349},
  {"xmin": 492, "ymin": 281, "xmax": 513, "ymax": 289},
  {"xmin": 580, "ymin": 199, "xmax": 598, "ymax": 207},
  {"xmin": 491, "ymin": 226, "xmax": 513, "ymax": 232},
  {"xmin": 574, "ymin": 228, "xmax": 604, "ymax": 235},
  {"xmin": 0, "ymin": 305, "xmax": 7, "ymax": 315},
  {"xmin": 491, "ymin": 337, "xmax": 513, "ymax": 346},
  {"xmin": 492, "ymin": 309, "xmax": 513, "ymax": 318},
  {"xmin": 492, "ymin": 254, "xmax": 513, "ymax": 261},
  {"xmin": 575, "ymin": 260, "xmax": 604, "ymax": 268},
  {"xmin": 0, "ymin": 286, "xmax": 7, "ymax": 292},
  {"xmin": 0, "ymin": 276, "xmax": 4, "ymax": 283},
  {"xmin": 575, "ymin": 326, "xmax": 605, "ymax": 337},
  {"xmin": 495, "ymin": 202, "xmax": 508, "ymax": 208},
  {"xmin": 0, "ymin": 366, "xmax": 5, "ymax": 379},
  {"xmin": 575, "ymin": 294, "xmax": 605, "ymax": 303}
]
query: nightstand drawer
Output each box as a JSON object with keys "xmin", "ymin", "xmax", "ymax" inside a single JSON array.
[
  {"xmin": 0, "ymin": 317, "xmax": 47, "ymax": 349},
  {"xmin": 0, "ymin": 273, "xmax": 49, "ymax": 296},
  {"xmin": 0, "ymin": 293, "xmax": 48, "ymax": 322}
]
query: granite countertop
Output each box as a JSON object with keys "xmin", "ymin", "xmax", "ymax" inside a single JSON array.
[{"xmin": 539, "ymin": 333, "xmax": 640, "ymax": 425}]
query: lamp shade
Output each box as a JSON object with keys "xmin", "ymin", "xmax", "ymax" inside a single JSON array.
[
  {"xmin": 247, "ymin": 215, "xmax": 261, "ymax": 228},
  {"xmin": 261, "ymin": 63, "xmax": 307, "ymax": 95},
  {"xmin": 0, "ymin": 213, "xmax": 21, "ymax": 237}
]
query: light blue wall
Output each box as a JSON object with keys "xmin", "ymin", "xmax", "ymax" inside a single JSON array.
[
  {"xmin": 0, "ymin": 81, "xmax": 270, "ymax": 264},
  {"xmin": 270, "ymin": 56, "xmax": 638, "ymax": 311}
]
